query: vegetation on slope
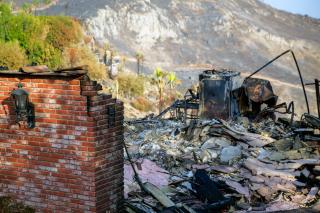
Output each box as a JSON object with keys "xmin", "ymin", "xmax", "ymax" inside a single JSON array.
[
  {"xmin": 0, "ymin": 3, "xmax": 105, "ymax": 80},
  {"xmin": 117, "ymin": 72, "xmax": 145, "ymax": 98}
]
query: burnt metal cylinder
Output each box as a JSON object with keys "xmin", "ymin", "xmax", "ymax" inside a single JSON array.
[{"xmin": 199, "ymin": 69, "xmax": 241, "ymax": 120}]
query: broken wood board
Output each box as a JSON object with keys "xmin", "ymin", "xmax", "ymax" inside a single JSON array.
[
  {"xmin": 192, "ymin": 164, "xmax": 237, "ymax": 174},
  {"xmin": 54, "ymin": 65, "xmax": 88, "ymax": 72},
  {"xmin": 304, "ymin": 187, "xmax": 319, "ymax": 204},
  {"xmin": 240, "ymin": 132, "xmax": 275, "ymax": 147},
  {"xmin": 244, "ymin": 158, "xmax": 297, "ymax": 181},
  {"xmin": 225, "ymin": 180, "xmax": 250, "ymax": 199},
  {"xmin": 143, "ymin": 182, "xmax": 175, "ymax": 208},
  {"xmin": 218, "ymin": 120, "xmax": 275, "ymax": 147},
  {"xmin": 209, "ymin": 165, "xmax": 237, "ymax": 173},
  {"xmin": 220, "ymin": 119, "xmax": 245, "ymax": 136},
  {"xmin": 275, "ymin": 159, "xmax": 320, "ymax": 171}
]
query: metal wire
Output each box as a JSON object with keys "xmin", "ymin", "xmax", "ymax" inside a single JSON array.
[{"xmin": 245, "ymin": 50, "xmax": 310, "ymax": 114}]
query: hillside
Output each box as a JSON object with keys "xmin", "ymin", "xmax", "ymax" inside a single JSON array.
[{"xmin": 39, "ymin": 0, "xmax": 320, "ymax": 114}]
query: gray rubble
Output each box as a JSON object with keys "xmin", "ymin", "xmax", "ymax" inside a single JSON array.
[{"xmin": 123, "ymin": 117, "xmax": 320, "ymax": 212}]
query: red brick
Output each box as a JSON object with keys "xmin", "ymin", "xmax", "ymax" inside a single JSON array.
[{"xmin": 0, "ymin": 75, "xmax": 124, "ymax": 212}]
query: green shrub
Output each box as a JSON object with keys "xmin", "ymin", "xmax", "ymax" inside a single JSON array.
[
  {"xmin": 0, "ymin": 41, "xmax": 28, "ymax": 69},
  {"xmin": 0, "ymin": 3, "xmax": 84, "ymax": 69},
  {"xmin": 27, "ymin": 40, "xmax": 61, "ymax": 68},
  {"xmin": 1, "ymin": 11, "xmax": 44, "ymax": 48},
  {"xmin": 0, "ymin": 4, "xmax": 12, "ymax": 41},
  {"xmin": 45, "ymin": 16, "xmax": 83, "ymax": 50},
  {"xmin": 117, "ymin": 72, "xmax": 145, "ymax": 98}
]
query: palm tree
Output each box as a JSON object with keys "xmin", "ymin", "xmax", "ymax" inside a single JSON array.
[
  {"xmin": 135, "ymin": 52, "xmax": 144, "ymax": 75},
  {"xmin": 154, "ymin": 67, "xmax": 167, "ymax": 113},
  {"xmin": 167, "ymin": 71, "xmax": 178, "ymax": 89}
]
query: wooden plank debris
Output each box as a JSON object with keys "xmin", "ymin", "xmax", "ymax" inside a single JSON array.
[
  {"xmin": 225, "ymin": 180, "xmax": 250, "ymax": 199},
  {"xmin": 143, "ymin": 182, "xmax": 175, "ymax": 208},
  {"xmin": 244, "ymin": 158, "xmax": 297, "ymax": 181}
]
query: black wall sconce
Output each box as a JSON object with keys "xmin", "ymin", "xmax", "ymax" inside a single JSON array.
[
  {"xmin": 107, "ymin": 104, "xmax": 116, "ymax": 128},
  {"xmin": 11, "ymin": 82, "xmax": 35, "ymax": 128}
]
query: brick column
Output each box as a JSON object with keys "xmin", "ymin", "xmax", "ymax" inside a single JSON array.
[{"xmin": 0, "ymin": 73, "xmax": 124, "ymax": 212}]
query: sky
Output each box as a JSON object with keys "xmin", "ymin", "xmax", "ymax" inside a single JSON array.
[{"xmin": 262, "ymin": 0, "xmax": 320, "ymax": 19}]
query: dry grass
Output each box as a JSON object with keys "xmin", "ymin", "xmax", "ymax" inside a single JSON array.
[
  {"xmin": 62, "ymin": 46, "xmax": 107, "ymax": 80},
  {"xmin": 117, "ymin": 72, "xmax": 145, "ymax": 98},
  {"xmin": 131, "ymin": 96, "xmax": 154, "ymax": 112}
]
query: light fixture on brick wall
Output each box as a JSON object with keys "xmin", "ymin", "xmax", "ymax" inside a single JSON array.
[
  {"xmin": 107, "ymin": 104, "xmax": 116, "ymax": 128},
  {"xmin": 11, "ymin": 82, "xmax": 35, "ymax": 128}
]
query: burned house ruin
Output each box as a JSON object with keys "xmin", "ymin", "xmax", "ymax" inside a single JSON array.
[{"xmin": 123, "ymin": 50, "xmax": 320, "ymax": 212}]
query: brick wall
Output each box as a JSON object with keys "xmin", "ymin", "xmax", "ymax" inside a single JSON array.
[{"xmin": 0, "ymin": 74, "xmax": 124, "ymax": 212}]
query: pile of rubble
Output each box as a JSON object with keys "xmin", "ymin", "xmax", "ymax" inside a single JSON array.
[{"xmin": 123, "ymin": 115, "xmax": 320, "ymax": 212}]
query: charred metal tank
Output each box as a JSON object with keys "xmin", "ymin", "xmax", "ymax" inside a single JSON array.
[
  {"xmin": 199, "ymin": 69, "xmax": 242, "ymax": 120},
  {"xmin": 237, "ymin": 78, "xmax": 278, "ymax": 119}
]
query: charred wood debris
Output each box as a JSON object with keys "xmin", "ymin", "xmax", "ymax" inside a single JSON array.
[{"xmin": 124, "ymin": 50, "xmax": 320, "ymax": 213}]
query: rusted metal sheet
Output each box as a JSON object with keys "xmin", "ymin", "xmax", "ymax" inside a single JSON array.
[
  {"xmin": 243, "ymin": 78, "xmax": 277, "ymax": 103},
  {"xmin": 236, "ymin": 78, "xmax": 278, "ymax": 118}
]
